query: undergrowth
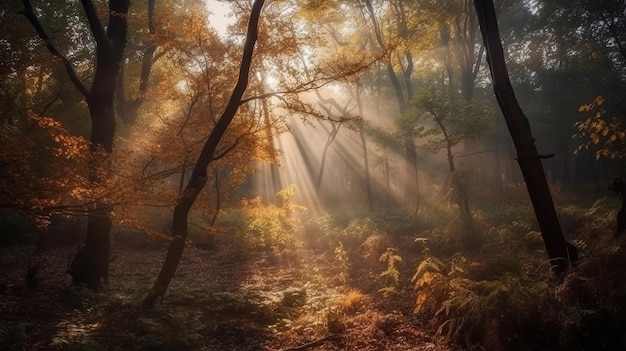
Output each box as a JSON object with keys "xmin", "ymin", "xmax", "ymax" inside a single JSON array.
[
  {"xmin": 214, "ymin": 193, "xmax": 626, "ymax": 350},
  {"xmin": 219, "ymin": 185, "xmax": 307, "ymax": 254},
  {"xmin": 409, "ymin": 196, "xmax": 626, "ymax": 350},
  {"xmin": 5, "ymin": 192, "xmax": 623, "ymax": 351}
]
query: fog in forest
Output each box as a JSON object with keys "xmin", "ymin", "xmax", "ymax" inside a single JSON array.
[{"xmin": 1, "ymin": 0, "xmax": 626, "ymax": 350}]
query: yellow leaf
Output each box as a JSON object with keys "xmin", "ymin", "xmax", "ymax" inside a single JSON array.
[
  {"xmin": 594, "ymin": 96, "xmax": 604, "ymax": 106},
  {"xmin": 595, "ymin": 122, "xmax": 603, "ymax": 131}
]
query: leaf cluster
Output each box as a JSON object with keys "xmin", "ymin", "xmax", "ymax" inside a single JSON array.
[{"xmin": 575, "ymin": 96, "xmax": 626, "ymax": 160}]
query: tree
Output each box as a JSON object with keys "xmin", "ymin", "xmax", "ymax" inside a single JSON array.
[
  {"xmin": 116, "ymin": 0, "xmax": 159, "ymax": 124},
  {"xmin": 413, "ymin": 85, "xmax": 491, "ymax": 249},
  {"xmin": 315, "ymin": 103, "xmax": 344, "ymax": 193},
  {"xmin": 142, "ymin": 0, "xmax": 264, "ymax": 308},
  {"xmin": 362, "ymin": 0, "xmax": 419, "ymax": 209},
  {"xmin": 352, "ymin": 81, "xmax": 374, "ymax": 210},
  {"xmin": 474, "ymin": 0, "xmax": 577, "ymax": 274},
  {"xmin": 125, "ymin": 6, "xmax": 270, "ymax": 230},
  {"xmin": 497, "ymin": 0, "xmax": 624, "ymax": 185},
  {"xmin": 21, "ymin": 0, "xmax": 130, "ymax": 287}
]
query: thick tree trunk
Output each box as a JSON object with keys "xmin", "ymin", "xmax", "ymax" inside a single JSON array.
[
  {"xmin": 142, "ymin": 0, "xmax": 264, "ymax": 308},
  {"xmin": 474, "ymin": 0, "xmax": 577, "ymax": 274},
  {"xmin": 69, "ymin": 0, "xmax": 129, "ymax": 288},
  {"xmin": 70, "ymin": 204, "xmax": 112, "ymax": 288},
  {"xmin": 22, "ymin": 0, "xmax": 129, "ymax": 288}
]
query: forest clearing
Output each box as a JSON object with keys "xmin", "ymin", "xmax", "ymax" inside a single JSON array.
[
  {"xmin": 2, "ymin": 0, "xmax": 626, "ymax": 349},
  {"xmin": 3, "ymin": 190, "xmax": 626, "ymax": 350}
]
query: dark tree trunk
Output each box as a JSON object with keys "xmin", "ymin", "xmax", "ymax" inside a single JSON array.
[
  {"xmin": 71, "ymin": 204, "xmax": 112, "ymax": 288},
  {"xmin": 142, "ymin": 0, "xmax": 264, "ymax": 308},
  {"xmin": 74, "ymin": 0, "xmax": 129, "ymax": 288},
  {"xmin": 474, "ymin": 0, "xmax": 577, "ymax": 274},
  {"xmin": 117, "ymin": 0, "xmax": 157, "ymax": 124},
  {"xmin": 210, "ymin": 167, "xmax": 221, "ymax": 227},
  {"xmin": 609, "ymin": 177, "xmax": 626, "ymax": 236},
  {"xmin": 22, "ymin": 0, "xmax": 129, "ymax": 288}
]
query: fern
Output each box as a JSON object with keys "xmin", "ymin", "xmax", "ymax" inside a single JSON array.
[
  {"xmin": 412, "ymin": 256, "xmax": 445, "ymax": 282},
  {"xmin": 378, "ymin": 248, "xmax": 402, "ymax": 297},
  {"xmin": 334, "ymin": 243, "xmax": 350, "ymax": 283},
  {"xmin": 276, "ymin": 184, "xmax": 307, "ymax": 220}
]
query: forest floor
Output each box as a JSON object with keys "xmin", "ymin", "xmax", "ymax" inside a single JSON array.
[
  {"xmin": 0, "ymin": 238, "xmax": 451, "ymax": 351},
  {"xmin": 3, "ymin": 192, "xmax": 626, "ymax": 351}
]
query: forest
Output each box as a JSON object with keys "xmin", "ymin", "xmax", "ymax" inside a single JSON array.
[{"xmin": 1, "ymin": 0, "xmax": 626, "ymax": 350}]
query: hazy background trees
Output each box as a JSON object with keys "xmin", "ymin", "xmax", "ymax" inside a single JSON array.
[{"xmin": 1, "ymin": 0, "xmax": 624, "ymax": 283}]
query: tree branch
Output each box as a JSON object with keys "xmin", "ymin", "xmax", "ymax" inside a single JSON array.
[
  {"xmin": 80, "ymin": 0, "xmax": 110, "ymax": 49},
  {"xmin": 20, "ymin": 0, "xmax": 90, "ymax": 97},
  {"xmin": 239, "ymin": 52, "xmax": 385, "ymax": 105},
  {"xmin": 212, "ymin": 139, "xmax": 241, "ymax": 162}
]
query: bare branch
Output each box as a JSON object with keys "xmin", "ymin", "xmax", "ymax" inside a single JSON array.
[
  {"xmin": 80, "ymin": 0, "xmax": 110, "ymax": 49},
  {"xmin": 239, "ymin": 52, "xmax": 385, "ymax": 105},
  {"xmin": 20, "ymin": 0, "xmax": 90, "ymax": 97},
  {"xmin": 212, "ymin": 139, "xmax": 241, "ymax": 162}
]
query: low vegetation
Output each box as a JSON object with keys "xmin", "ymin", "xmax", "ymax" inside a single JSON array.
[{"xmin": 2, "ymin": 187, "xmax": 625, "ymax": 350}]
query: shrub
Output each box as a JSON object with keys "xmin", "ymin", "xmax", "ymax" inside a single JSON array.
[
  {"xmin": 235, "ymin": 203, "xmax": 297, "ymax": 252},
  {"xmin": 231, "ymin": 187, "xmax": 306, "ymax": 253}
]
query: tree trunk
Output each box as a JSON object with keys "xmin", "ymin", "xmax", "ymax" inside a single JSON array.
[
  {"xmin": 363, "ymin": 0, "xmax": 418, "ymax": 210},
  {"xmin": 70, "ymin": 204, "xmax": 112, "ymax": 288},
  {"xmin": 22, "ymin": 0, "xmax": 130, "ymax": 288},
  {"xmin": 117, "ymin": 0, "xmax": 157, "ymax": 124},
  {"xmin": 352, "ymin": 82, "xmax": 373, "ymax": 210},
  {"xmin": 70, "ymin": 0, "xmax": 129, "ymax": 288},
  {"xmin": 142, "ymin": 0, "xmax": 264, "ymax": 308},
  {"xmin": 436, "ymin": 117, "xmax": 479, "ymax": 250},
  {"xmin": 474, "ymin": 0, "xmax": 577, "ymax": 274},
  {"xmin": 455, "ymin": 2, "xmax": 483, "ymax": 102},
  {"xmin": 358, "ymin": 122, "xmax": 373, "ymax": 210},
  {"xmin": 316, "ymin": 122, "xmax": 341, "ymax": 192}
]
